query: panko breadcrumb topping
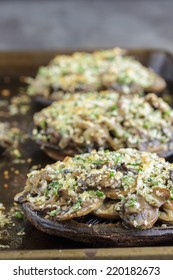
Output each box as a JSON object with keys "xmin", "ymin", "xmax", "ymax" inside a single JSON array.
[{"xmin": 27, "ymin": 48, "xmax": 165, "ymax": 100}]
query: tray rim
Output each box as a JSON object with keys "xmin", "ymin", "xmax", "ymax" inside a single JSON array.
[
  {"xmin": 0, "ymin": 246, "xmax": 173, "ymax": 260},
  {"xmin": 1, "ymin": 47, "xmax": 173, "ymax": 259},
  {"xmin": 0, "ymin": 47, "xmax": 173, "ymax": 66}
]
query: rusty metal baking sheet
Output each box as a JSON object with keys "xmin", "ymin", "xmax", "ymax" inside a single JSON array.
[{"xmin": 0, "ymin": 49, "xmax": 173, "ymax": 259}]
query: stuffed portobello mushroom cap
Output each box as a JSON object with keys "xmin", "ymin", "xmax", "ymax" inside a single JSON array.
[
  {"xmin": 32, "ymin": 91, "xmax": 173, "ymax": 159},
  {"xmin": 15, "ymin": 149, "xmax": 173, "ymax": 230},
  {"xmin": 27, "ymin": 48, "xmax": 166, "ymax": 103}
]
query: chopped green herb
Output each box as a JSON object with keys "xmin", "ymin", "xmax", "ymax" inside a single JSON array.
[
  {"xmin": 127, "ymin": 197, "xmax": 137, "ymax": 207},
  {"xmin": 72, "ymin": 198, "xmax": 82, "ymax": 210},
  {"xmin": 127, "ymin": 162, "xmax": 140, "ymax": 166},
  {"xmin": 164, "ymin": 110, "xmax": 171, "ymax": 116},
  {"xmin": 94, "ymin": 159, "xmax": 106, "ymax": 165},
  {"xmin": 109, "ymin": 171, "xmax": 115, "ymax": 177},
  {"xmin": 143, "ymin": 122, "xmax": 149, "ymax": 129},
  {"xmin": 137, "ymin": 168, "xmax": 142, "ymax": 172},
  {"xmin": 49, "ymin": 181, "xmax": 62, "ymax": 195},
  {"xmin": 15, "ymin": 211, "xmax": 23, "ymax": 219},
  {"xmin": 151, "ymin": 180, "xmax": 159, "ymax": 186},
  {"xmin": 114, "ymin": 155, "xmax": 122, "ymax": 164},
  {"xmin": 77, "ymin": 67, "xmax": 84, "ymax": 73},
  {"xmin": 39, "ymin": 120, "xmax": 46, "ymax": 129},
  {"xmin": 49, "ymin": 209, "xmax": 60, "ymax": 217},
  {"xmin": 123, "ymin": 175, "xmax": 135, "ymax": 185},
  {"xmin": 110, "ymin": 105, "xmax": 117, "ymax": 111},
  {"xmin": 96, "ymin": 190, "xmax": 104, "ymax": 197},
  {"xmin": 88, "ymin": 190, "xmax": 96, "ymax": 196}
]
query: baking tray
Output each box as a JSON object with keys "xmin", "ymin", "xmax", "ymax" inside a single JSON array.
[{"xmin": 1, "ymin": 49, "xmax": 173, "ymax": 259}]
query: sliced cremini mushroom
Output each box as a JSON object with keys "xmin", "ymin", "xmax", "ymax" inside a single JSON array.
[
  {"xmin": 46, "ymin": 192, "xmax": 104, "ymax": 221},
  {"xmin": 116, "ymin": 194, "xmax": 159, "ymax": 229},
  {"xmin": 159, "ymin": 199, "xmax": 173, "ymax": 224},
  {"xmin": 144, "ymin": 187, "xmax": 170, "ymax": 208},
  {"xmin": 102, "ymin": 187, "xmax": 130, "ymax": 200},
  {"xmin": 152, "ymin": 187, "xmax": 170, "ymax": 206},
  {"xmin": 92, "ymin": 200, "xmax": 120, "ymax": 220}
]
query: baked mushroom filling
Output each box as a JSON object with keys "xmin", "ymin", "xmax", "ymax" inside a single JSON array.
[
  {"xmin": 0, "ymin": 122, "xmax": 19, "ymax": 151},
  {"xmin": 32, "ymin": 91, "xmax": 173, "ymax": 156},
  {"xmin": 27, "ymin": 48, "xmax": 165, "ymax": 100},
  {"xmin": 15, "ymin": 149, "xmax": 173, "ymax": 229}
]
